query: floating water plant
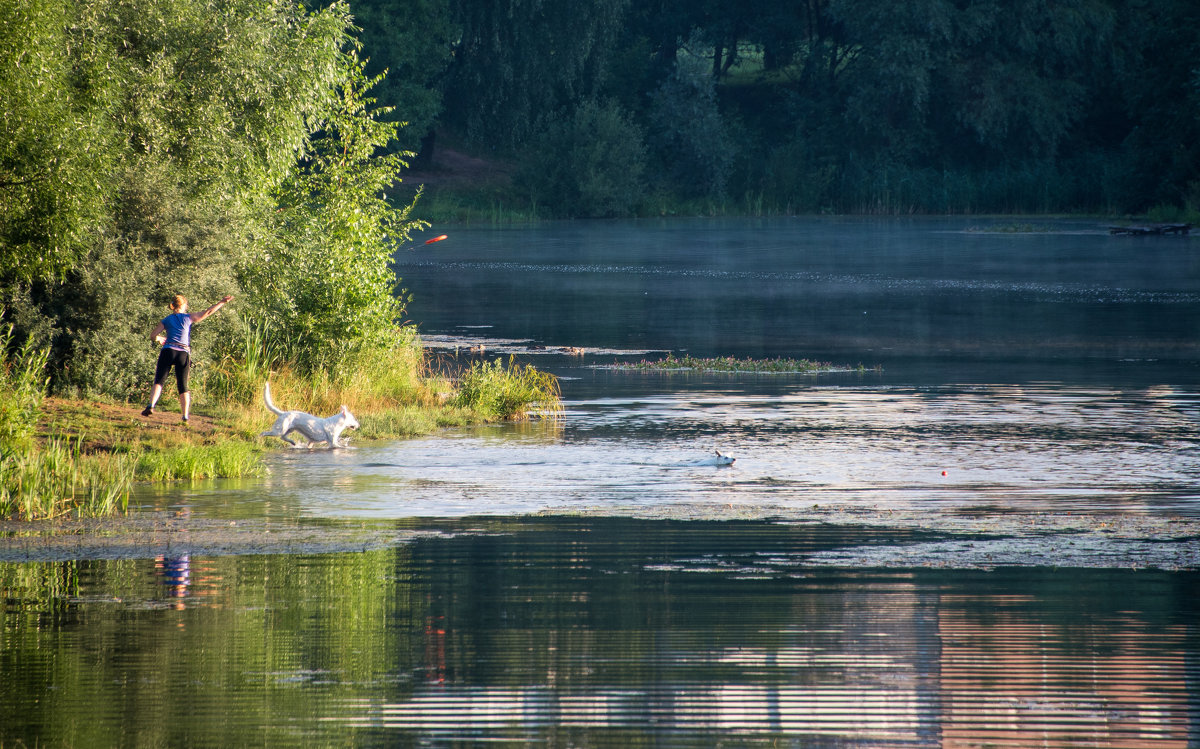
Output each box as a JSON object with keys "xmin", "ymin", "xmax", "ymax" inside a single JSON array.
[
  {"xmin": 965, "ymin": 223, "xmax": 1054, "ymax": 233},
  {"xmin": 608, "ymin": 353, "xmax": 864, "ymax": 374}
]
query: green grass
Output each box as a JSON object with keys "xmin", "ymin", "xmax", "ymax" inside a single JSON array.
[
  {"xmin": 1145, "ymin": 202, "xmax": 1200, "ymax": 224},
  {"xmin": 135, "ymin": 441, "xmax": 263, "ymax": 483},
  {"xmin": 3, "ymin": 324, "xmax": 563, "ymax": 520},
  {"xmin": 1, "ymin": 437, "xmax": 135, "ymax": 519},
  {"xmin": 358, "ymin": 403, "xmax": 473, "ymax": 438},
  {"xmin": 402, "ymin": 183, "xmax": 544, "ymax": 225}
]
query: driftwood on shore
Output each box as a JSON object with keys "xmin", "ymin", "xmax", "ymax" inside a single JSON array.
[{"xmin": 1108, "ymin": 223, "xmax": 1191, "ymax": 236}]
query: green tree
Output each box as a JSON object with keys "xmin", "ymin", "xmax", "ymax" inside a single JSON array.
[
  {"xmin": 826, "ymin": 0, "xmax": 952, "ymax": 160},
  {"xmin": 516, "ymin": 99, "xmax": 646, "ymax": 217},
  {"xmin": 647, "ymin": 46, "xmax": 735, "ymax": 201},
  {"xmin": 1, "ymin": 0, "xmax": 422, "ymax": 397},
  {"xmin": 443, "ymin": 0, "xmax": 631, "ymax": 151},
  {"xmin": 240, "ymin": 54, "xmax": 425, "ymax": 374},
  {"xmin": 353, "ymin": 0, "xmax": 457, "ymax": 155},
  {"xmin": 1104, "ymin": 0, "xmax": 1200, "ymax": 210},
  {"xmin": 0, "ymin": 0, "xmax": 118, "ymax": 283},
  {"xmin": 924, "ymin": 0, "xmax": 1114, "ymax": 162}
]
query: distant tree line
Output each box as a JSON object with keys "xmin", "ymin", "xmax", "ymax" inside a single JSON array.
[{"xmin": 357, "ymin": 0, "xmax": 1200, "ymax": 217}]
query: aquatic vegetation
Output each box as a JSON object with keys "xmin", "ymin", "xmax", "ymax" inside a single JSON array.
[
  {"xmin": 1, "ymin": 437, "xmax": 134, "ymax": 520},
  {"xmin": 0, "ymin": 324, "xmax": 48, "ymax": 453},
  {"xmin": 610, "ymin": 353, "xmax": 858, "ymax": 374},
  {"xmin": 966, "ymin": 223, "xmax": 1055, "ymax": 233},
  {"xmin": 358, "ymin": 405, "xmax": 473, "ymax": 439},
  {"xmin": 451, "ymin": 357, "xmax": 563, "ymax": 420}
]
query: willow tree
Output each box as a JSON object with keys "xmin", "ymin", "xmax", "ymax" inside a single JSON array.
[
  {"xmin": 1, "ymin": 0, "xmax": 423, "ymax": 396},
  {"xmin": 240, "ymin": 54, "xmax": 425, "ymax": 374},
  {"xmin": 0, "ymin": 0, "xmax": 118, "ymax": 284}
]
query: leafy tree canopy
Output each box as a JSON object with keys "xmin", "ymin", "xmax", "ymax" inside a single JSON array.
[
  {"xmin": 370, "ymin": 0, "xmax": 1198, "ymax": 216},
  {"xmin": 1, "ymin": 0, "xmax": 424, "ymax": 396}
]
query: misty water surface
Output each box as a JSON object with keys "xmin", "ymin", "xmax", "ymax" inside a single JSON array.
[{"xmin": 3, "ymin": 217, "xmax": 1198, "ymax": 747}]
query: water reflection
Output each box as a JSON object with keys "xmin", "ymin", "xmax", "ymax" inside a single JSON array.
[
  {"xmin": 2, "ymin": 520, "xmax": 1196, "ymax": 747},
  {"xmin": 154, "ymin": 554, "xmax": 189, "ymax": 605},
  {"xmin": 368, "ymin": 521, "xmax": 1197, "ymax": 746}
]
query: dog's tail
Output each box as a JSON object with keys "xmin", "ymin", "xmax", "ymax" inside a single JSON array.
[{"xmin": 263, "ymin": 381, "xmax": 285, "ymax": 415}]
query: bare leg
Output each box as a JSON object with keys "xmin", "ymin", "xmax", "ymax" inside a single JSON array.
[
  {"xmin": 143, "ymin": 383, "xmax": 164, "ymax": 416},
  {"xmin": 181, "ymin": 391, "xmax": 191, "ymax": 422}
]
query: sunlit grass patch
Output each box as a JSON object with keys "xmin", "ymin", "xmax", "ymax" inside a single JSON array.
[
  {"xmin": 357, "ymin": 404, "xmax": 473, "ymax": 439},
  {"xmin": 136, "ymin": 441, "xmax": 263, "ymax": 483}
]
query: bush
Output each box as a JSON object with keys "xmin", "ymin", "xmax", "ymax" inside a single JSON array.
[
  {"xmin": 761, "ymin": 135, "xmax": 838, "ymax": 213},
  {"xmin": 452, "ymin": 358, "xmax": 561, "ymax": 421},
  {"xmin": 517, "ymin": 99, "xmax": 647, "ymax": 218}
]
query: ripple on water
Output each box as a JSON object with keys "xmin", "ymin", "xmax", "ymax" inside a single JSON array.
[{"xmin": 236, "ymin": 383, "xmax": 1200, "ymax": 521}]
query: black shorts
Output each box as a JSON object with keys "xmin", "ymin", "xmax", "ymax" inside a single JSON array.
[{"xmin": 153, "ymin": 348, "xmax": 191, "ymax": 393}]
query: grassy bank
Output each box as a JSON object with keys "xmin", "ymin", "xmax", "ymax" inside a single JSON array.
[{"xmin": 1, "ymin": 327, "xmax": 560, "ymax": 521}]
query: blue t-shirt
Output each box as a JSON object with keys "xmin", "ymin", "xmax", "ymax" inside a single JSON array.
[{"xmin": 161, "ymin": 312, "xmax": 192, "ymax": 352}]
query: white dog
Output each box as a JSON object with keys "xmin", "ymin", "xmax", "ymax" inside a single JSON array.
[
  {"xmin": 687, "ymin": 450, "xmax": 736, "ymax": 466},
  {"xmin": 707, "ymin": 450, "xmax": 736, "ymax": 466},
  {"xmin": 261, "ymin": 382, "xmax": 359, "ymax": 448}
]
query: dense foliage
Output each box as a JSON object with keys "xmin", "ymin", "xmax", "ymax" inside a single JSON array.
[
  {"xmin": 353, "ymin": 0, "xmax": 1200, "ymax": 217},
  {"xmin": 1, "ymin": 0, "xmax": 425, "ymax": 398},
  {"xmin": 3, "ymin": 0, "xmax": 1196, "ymax": 395}
]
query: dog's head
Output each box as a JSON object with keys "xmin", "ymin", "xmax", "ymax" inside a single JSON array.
[{"xmin": 341, "ymin": 405, "xmax": 360, "ymax": 430}]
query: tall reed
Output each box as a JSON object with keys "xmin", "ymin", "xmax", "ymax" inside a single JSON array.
[
  {"xmin": 451, "ymin": 357, "xmax": 562, "ymax": 420},
  {"xmin": 203, "ymin": 319, "xmax": 291, "ymax": 406},
  {"xmin": 0, "ymin": 437, "xmax": 135, "ymax": 519},
  {"xmin": 0, "ymin": 323, "xmax": 49, "ymax": 452},
  {"xmin": 1, "ymin": 324, "xmax": 140, "ymax": 519}
]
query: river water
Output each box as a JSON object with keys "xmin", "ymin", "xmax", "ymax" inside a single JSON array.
[{"xmin": 3, "ymin": 218, "xmax": 1199, "ymax": 746}]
